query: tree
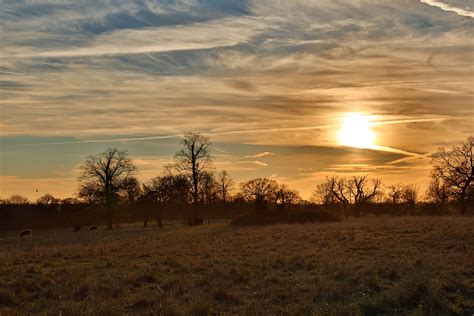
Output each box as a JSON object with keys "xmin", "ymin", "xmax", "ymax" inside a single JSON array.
[
  {"xmin": 430, "ymin": 136, "xmax": 473, "ymax": 214},
  {"xmin": 387, "ymin": 183, "xmax": 417, "ymax": 215},
  {"xmin": 313, "ymin": 175, "xmax": 382, "ymax": 216},
  {"xmin": 240, "ymin": 178, "xmax": 279, "ymax": 211},
  {"xmin": 387, "ymin": 183, "xmax": 404, "ymax": 214},
  {"xmin": 313, "ymin": 180, "xmax": 339, "ymax": 205},
  {"xmin": 36, "ymin": 194, "xmax": 59, "ymax": 207},
  {"xmin": 274, "ymin": 184, "xmax": 301, "ymax": 211},
  {"xmin": 78, "ymin": 148, "xmax": 137, "ymax": 229},
  {"xmin": 350, "ymin": 176, "xmax": 383, "ymax": 210},
  {"xmin": 78, "ymin": 184, "xmax": 101, "ymax": 204},
  {"xmin": 401, "ymin": 184, "xmax": 418, "ymax": 215},
  {"xmin": 174, "ymin": 133, "xmax": 212, "ymax": 224},
  {"xmin": 122, "ymin": 177, "xmax": 142, "ymax": 205},
  {"xmin": 426, "ymin": 178, "xmax": 450, "ymax": 205},
  {"xmin": 199, "ymin": 171, "xmax": 218, "ymax": 205},
  {"xmin": 217, "ymin": 170, "xmax": 234, "ymax": 203},
  {"xmin": 141, "ymin": 174, "xmax": 189, "ymax": 227},
  {"xmin": 7, "ymin": 194, "xmax": 29, "ymax": 205},
  {"xmin": 139, "ymin": 180, "xmax": 158, "ymax": 228}
]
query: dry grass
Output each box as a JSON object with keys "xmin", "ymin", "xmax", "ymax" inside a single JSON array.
[{"xmin": 0, "ymin": 217, "xmax": 473, "ymax": 315}]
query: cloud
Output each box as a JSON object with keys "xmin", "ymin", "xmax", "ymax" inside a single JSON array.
[
  {"xmin": 419, "ymin": 0, "xmax": 474, "ymax": 18},
  {"xmin": 250, "ymin": 161, "xmax": 269, "ymax": 167},
  {"xmin": 245, "ymin": 151, "xmax": 275, "ymax": 158},
  {"xmin": 1, "ymin": 0, "xmax": 473, "ymax": 199},
  {"xmin": 4, "ymin": 17, "xmax": 264, "ymax": 59}
]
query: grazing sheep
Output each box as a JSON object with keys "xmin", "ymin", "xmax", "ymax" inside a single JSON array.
[
  {"xmin": 73, "ymin": 225, "xmax": 81, "ymax": 232},
  {"xmin": 20, "ymin": 229, "xmax": 31, "ymax": 237},
  {"xmin": 88, "ymin": 225, "xmax": 98, "ymax": 231}
]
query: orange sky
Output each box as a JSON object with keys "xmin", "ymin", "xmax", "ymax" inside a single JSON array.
[{"xmin": 1, "ymin": 0, "xmax": 473, "ymax": 200}]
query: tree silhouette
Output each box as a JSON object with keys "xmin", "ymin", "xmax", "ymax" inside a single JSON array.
[
  {"xmin": 240, "ymin": 178, "xmax": 279, "ymax": 212},
  {"xmin": 7, "ymin": 194, "xmax": 29, "ymax": 205},
  {"xmin": 430, "ymin": 136, "xmax": 473, "ymax": 214},
  {"xmin": 198, "ymin": 171, "xmax": 218, "ymax": 205},
  {"xmin": 402, "ymin": 184, "xmax": 418, "ymax": 215},
  {"xmin": 387, "ymin": 183, "xmax": 418, "ymax": 215},
  {"xmin": 425, "ymin": 178, "xmax": 449, "ymax": 205},
  {"xmin": 174, "ymin": 133, "xmax": 212, "ymax": 224},
  {"xmin": 217, "ymin": 170, "xmax": 234, "ymax": 203},
  {"xmin": 274, "ymin": 184, "xmax": 301, "ymax": 212},
  {"xmin": 78, "ymin": 148, "xmax": 137, "ymax": 229},
  {"xmin": 314, "ymin": 175, "xmax": 382, "ymax": 216},
  {"xmin": 141, "ymin": 174, "xmax": 190, "ymax": 227},
  {"xmin": 78, "ymin": 184, "xmax": 101, "ymax": 204},
  {"xmin": 122, "ymin": 177, "xmax": 142, "ymax": 205},
  {"xmin": 36, "ymin": 194, "xmax": 58, "ymax": 207}
]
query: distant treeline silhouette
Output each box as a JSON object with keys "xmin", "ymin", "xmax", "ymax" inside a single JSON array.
[{"xmin": 0, "ymin": 135, "xmax": 472, "ymax": 230}]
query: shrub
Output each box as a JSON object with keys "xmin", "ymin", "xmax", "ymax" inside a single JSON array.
[{"xmin": 231, "ymin": 209, "xmax": 341, "ymax": 226}]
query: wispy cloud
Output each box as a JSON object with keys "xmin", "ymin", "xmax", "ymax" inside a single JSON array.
[
  {"xmin": 0, "ymin": 0, "xmax": 472, "ymax": 198},
  {"xmin": 419, "ymin": 0, "xmax": 474, "ymax": 18},
  {"xmin": 245, "ymin": 152, "xmax": 275, "ymax": 158},
  {"xmin": 4, "ymin": 17, "xmax": 264, "ymax": 59},
  {"xmin": 251, "ymin": 161, "xmax": 269, "ymax": 167}
]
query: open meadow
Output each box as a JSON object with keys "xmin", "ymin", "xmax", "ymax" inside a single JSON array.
[{"xmin": 0, "ymin": 216, "xmax": 473, "ymax": 315}]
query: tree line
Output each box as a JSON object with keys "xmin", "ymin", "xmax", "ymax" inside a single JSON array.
[{"xmin": 1, "ymin": 135, "xmax": 472, "ymax": 229}]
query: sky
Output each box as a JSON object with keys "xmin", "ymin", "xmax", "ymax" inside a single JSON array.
[{"xmin": 1, "ymin": 0, "xmax": 473, "ymax": 200}]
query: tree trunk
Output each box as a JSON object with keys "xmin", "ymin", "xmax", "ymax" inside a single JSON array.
[
  {"xmin": 107, "ymin": 206, "xmax": 113, "ymax": 230},
  {"xmin": 156, "ymin": 209, "xmax": 162, "ymax": 227},
  {"xmin": 193, "ymin": 203, "xmax": 197, "ymax": 222},
  {"xmin": 459, "ymin": 200, "xmax": 466, "ymax": 216},
  {"xmin": 187, "ymin": 209, "xmax": 192, "ymax": 226}
]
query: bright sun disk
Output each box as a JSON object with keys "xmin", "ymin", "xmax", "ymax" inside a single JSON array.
[{"xmin": 338, "ymin": 113, "xmax": 376, "ymax": 148}]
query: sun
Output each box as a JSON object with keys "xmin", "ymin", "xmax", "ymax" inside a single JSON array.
[{"xmin": 338, "ymin": 113, "xmax": 376, "ymax": 148}]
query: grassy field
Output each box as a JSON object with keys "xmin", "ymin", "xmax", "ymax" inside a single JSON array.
[{"xmin": 0, "ymin": 217, "xmax": 473, "ymax": 315}]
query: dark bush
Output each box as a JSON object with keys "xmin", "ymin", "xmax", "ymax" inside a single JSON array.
[{"xmin": 231, "ymin": 209, "xmax": 341, "ymax": 226}]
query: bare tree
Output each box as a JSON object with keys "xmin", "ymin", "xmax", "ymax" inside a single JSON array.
[
  {"xmin": 139, "ymin": 180, "xmax": 158, "ymax": 228},
  {"xmin": 402, "ymin": 184, "xmax": 418, "ymax": 215},
  {"xmin": 36, "ymin": 194, "xmax": 59, "ymax": 207},
  {"xmin": 240, "ymin": 178, "xmax": 279, "ymax": 211},
  {"xmin": 174, "ymin": 133, "xmax": 212, "ymax": 224},
  {"xmin": 141, "ymin": 174, "xmax": 190, "ymax": 227},
  {"xmin": 387, "ymin": 184, "xmax": 403, "ymax": 204},
  {"xmin": 7, "ymin": 194, "xmax": 29, "ymax": 205},
  {"xmin": 313, "ymin": 175, "xmax": 382, "ymax": 216},
  {"xmin": 313, "ymin": 179, "xmax": 339, "ymax": 205},
  {"xmin": 274, "ymin": 184, "xmax": 301, "ymax": 212},
  {"xmin": 314, "ymin": 176, "xmax": 352, "ymax": 214},
  {"xmin": 199, "ymin": 171, "xmax": 218, "ymax": 205},
  {"xmin": 78, "ymin": 184, "xmax": 101, "ymax": 204},
  {"xmin": 431, "ymin": 136, "xmax": 473, "ymax": 214},
  {"xmin": 350, "ymin": 176, "xmax": 383, "ymax": 208},
  {"xmin": 122, "ymin": 177, "xmax": 142, "ymax": 205},
  {"xmin": 217, "ymin": 170, "xmax": 234, "ymax": 203},
  {"xmin": 386, "ymin": 183, "xmax": 417, "ymax": 215},
  {"xmin": 78, "ymin": 148, "xmax": 137, "ymax": 229},
  {"xmin": 425, "ymin": 178, "xmax": 450, "ymax": 205}
]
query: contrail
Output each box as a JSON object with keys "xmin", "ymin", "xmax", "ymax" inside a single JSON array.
[
  {"xmin": 419, "ymin": 0, "xmax": 474, "ymax": 18},
  {"xmin": 4, "ymin": 117, "xmax": 451, "ymax": 148}
]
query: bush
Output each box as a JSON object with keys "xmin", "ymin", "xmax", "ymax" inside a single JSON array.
[{"xmin": 231, "ymin": 209, "xmax": 341, "ymax": 226}]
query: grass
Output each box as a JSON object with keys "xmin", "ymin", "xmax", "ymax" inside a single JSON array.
[{"xmin": 0, "ymin": 217, "xmax": 473, "ymax": 315}]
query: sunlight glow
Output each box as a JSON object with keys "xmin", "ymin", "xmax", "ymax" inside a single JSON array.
[{"xmin": 338, "ymin": 113, "xmax": 376, "ymax": 149}]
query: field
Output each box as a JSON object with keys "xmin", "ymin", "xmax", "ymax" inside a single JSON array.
[{"xmin": 0, "ymin": 217, "xmax": 473, "ymax": 315}]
